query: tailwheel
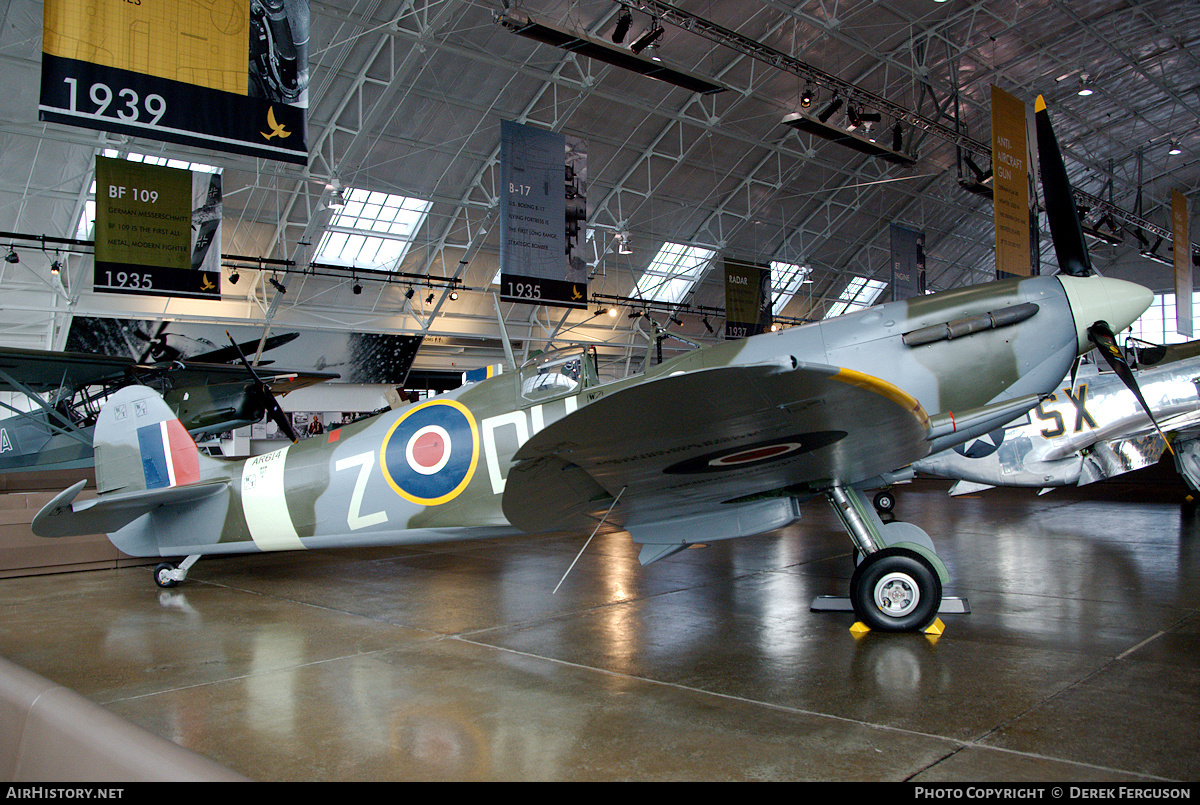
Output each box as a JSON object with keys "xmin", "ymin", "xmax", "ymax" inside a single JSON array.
[
  {"xmin": 850, "ymin": 547, "xmax": 941, "ymax": 632},
  {"xmin": 152, "ymin": 555, "xmax": 200, "ymax": 589},
  {"xmin": 154, "ymin": 562, "xmax": 179, "ymax": 589}
]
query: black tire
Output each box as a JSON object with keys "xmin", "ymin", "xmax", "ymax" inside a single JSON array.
[
  {"xmin": 849, "ymin": 547, "xmax": 941, "ymax": 632},
  {"xmin": 153, "ymin": 562, "xmax": 179, "ymax": 589},
  {"xmin": 873, "ymin": 490, "xmax": 896, "ymax": 513}
]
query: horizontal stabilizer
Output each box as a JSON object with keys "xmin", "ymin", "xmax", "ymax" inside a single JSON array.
[{"xmin": 32, "ymin": 477, "xmax": 229, "ymax": 538}]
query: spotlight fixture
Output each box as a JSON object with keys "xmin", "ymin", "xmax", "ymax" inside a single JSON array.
[
  {"xmin": 449, "ymin": 290, "xmax": 459, "ymax": 301},
  {"xmin": 228, "ymin": 270, "xmax": 240, "ymax": 285},
  {"xmin": 498, "ymin": 9, "xmax": 726, "ymax": 95},
  {"xmin": 611, "ymin": 6, "xmax": 632, "ymax": 44},
  {"xmin": 426, "ymin": 292, "xmax": 435, "ymax": 305},
  {"xmin": 702, "ymin": 316, "xmax": 714, "ymax": 334},
  {"xmin": 405, "ymin": 286, "xmax": 415, "ymax": 300},
  {"xmin": 846, "ymin": 105, "xmax": 881, "ymax": 132},
  {"xmin": 50, "ymin": 260, "xmax": 61, "ymax": 276},
  {"xmin": 817, "ymin": 95, "xmax": 843, "ymax": 124},
  {"xmin": 1169, "ymin": 139, "xmax": 1183, "ymax": 155},
  {"xmin": 269, "ymin": 276, "xmax": 287, "ymax": 294},
  {"xmin": 352, "ymin": 281, "xmax": 362, "ymax": 295},
  {"xmin": 328, "ymin": 187, "xmax": 345, "ymax": 208},
  {"xmin": 607, "ymin": 306, "xmax": 618, "ymax": 317},
  {"xmin": 1077, "ymin": 73, "xmax": 1094, "ymax": 96},
  {"xmin": 4, "ymin": 247, "xmax": 18, "ymax": 264},
  {"xmin": 629, "ymin": 19, "xmax": 663, "ymax": 55},
  {"xmin": 800, "ymin": 83, "xmax": 814, "ymax": 108},
  {"xmin": 617, "ymin": 231, "xmax": 633, "ymax": 254}
]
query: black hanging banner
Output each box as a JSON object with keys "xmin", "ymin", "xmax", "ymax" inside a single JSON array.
[
  {"xmin": 724, "ymin": 259, "xmax": 772, "ymax": 339},
  {"xmin": 499, "ymin": 120, "xmax": 589, "ymax": 308},
  {"xmin": 889, "ymin": 223, "xmax": 926, "ymax": 302}
]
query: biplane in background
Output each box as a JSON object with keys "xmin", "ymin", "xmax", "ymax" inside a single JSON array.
[{"xmin": 0, "ymin": 336, "xmax": 337, "ymax": 473}]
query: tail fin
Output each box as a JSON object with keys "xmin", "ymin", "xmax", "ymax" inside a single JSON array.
[
  {"xmin": 33, "ymin": 385, "xmax": 228, "ymax": 542},
  {"xmin": 95, "ymin": 385, "xmax": 205, "ymax": 495}
]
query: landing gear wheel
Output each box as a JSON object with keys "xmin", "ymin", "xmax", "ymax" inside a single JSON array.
[
  {"xmin": 873, "ymin": 489, "xmax": 896, "ymax": 513},
  {"xmin": 153, "ymin": 562, "xmax": 179, "ymax": 589},
  {"xmin": 849, "ymin": 547, "xmax": 941, "ymax": 632}
]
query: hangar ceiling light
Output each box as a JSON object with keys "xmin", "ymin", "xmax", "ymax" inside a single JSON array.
[{"xmin": 497, "ymin": 9, "xmax": 726, "ymax": 96}]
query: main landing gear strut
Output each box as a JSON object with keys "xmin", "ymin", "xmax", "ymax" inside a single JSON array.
[{"xmin": 813, "ymin": 482, "xmax": 968, "ymax": 632}]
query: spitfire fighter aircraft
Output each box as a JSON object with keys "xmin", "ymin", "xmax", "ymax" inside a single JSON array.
[
  {"xmin": 912, "ymin": 339, "xmax": 1200, "ymax": 495},
  {"xmin": 31, "ymin": 272, "xmax": 1149, "ymax": 631},
  {"xmin": 31, "ymin": 97, "xmax": 1155, "ymax": 632}
]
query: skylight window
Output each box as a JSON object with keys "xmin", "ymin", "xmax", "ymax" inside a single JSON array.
[
  {"xmin": 112, "ymin": 149, "xmax": 220, "ymax": 174},
  {"xmin": 824, "ymin": 276, "xmax": 887, "ymax": 318},
  {"xmin": 770, "ymin": 260, "xmax": 812, "ymax": 314},
  {"xmin": 1127, "ymin": 291, "xmax": 1200, "ymax": 345},
  {"xmin": 634, "ymin": 242, "xmax": 716, "ymax": 305},
  {"xmin": 317, "ymin": 188, "xmax": 432, "ymax": 270}
]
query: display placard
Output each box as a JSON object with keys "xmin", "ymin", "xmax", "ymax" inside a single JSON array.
[
  {"xmin": 499, "ymin": 120, "xmax": 588, "ymax": 307},
  {"xmin": 1174, "ymin": 189, "xmax": 1192, "ymax": 337},
  {"xmin": 724, "ymin": 259, "xmax": 772, "ymax": 339},
  {"xmin": 93, "ymin": 156, "xmax": 221, "ymax": 299},
  {"xmin": 991, "ymin": 86, "xmax": 1039, "ymax": 278},
  {"xmin": 890, "ymin": 223, "xmax": 926, "ymax": 301}
]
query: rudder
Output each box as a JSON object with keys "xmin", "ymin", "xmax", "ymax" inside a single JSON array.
[{"xmin": 95, "ymin": 385, "xmax": 206, "ymax": 494}]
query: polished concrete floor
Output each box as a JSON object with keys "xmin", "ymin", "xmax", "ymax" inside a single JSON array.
[{"xmin": 1, "ymin": 468, "xmax": 1199, "ymax": 782}]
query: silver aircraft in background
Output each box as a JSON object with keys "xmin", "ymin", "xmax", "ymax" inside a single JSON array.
[{"xmin": 913, "ymin": 339, "xmax": 1200, "ymax": 496}]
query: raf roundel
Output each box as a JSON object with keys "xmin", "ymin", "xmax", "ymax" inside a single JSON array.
[{"xmin": 381, "ymin": 400, "xmax": 479, "ymax": 505}]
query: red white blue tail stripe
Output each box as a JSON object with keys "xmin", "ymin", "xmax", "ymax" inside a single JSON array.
[{"xmin": 137, "ymin": 420, "xmax": 200, "ymax": 489}]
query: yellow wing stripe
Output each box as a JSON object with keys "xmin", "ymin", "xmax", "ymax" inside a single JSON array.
[{"xmin": 832, "ymin": 368, "xmax": 931, "ymax": 431}]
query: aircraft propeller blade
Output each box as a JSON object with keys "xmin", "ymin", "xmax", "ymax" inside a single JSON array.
[
  {"xmin": 225, "ymin": 331, "xmax": 299, "ymax": 443},
  {"xmin": 1035, "ymin": 95, "xmax": 1093, "ymax": 277},
  {"xmin": 1086, "ymin": 320, "xmax": 1173, "ymax": 455}
]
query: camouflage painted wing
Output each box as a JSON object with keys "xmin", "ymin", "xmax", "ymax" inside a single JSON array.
[
  {"xmin": 502, "ymin": 360, "xmax": 931, "ymax": 536},
  {"xmin": 0, "ymin": 347, "xmax": 136, "ymax": 393}
]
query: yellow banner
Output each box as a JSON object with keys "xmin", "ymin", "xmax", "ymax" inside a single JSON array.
[
  {"xmin": 43, "ymin": 0, "xmax": 248, "ymax": 96},
  {"xmin": 991, "ymin": 86, "xmax": 1035, "ymax": 277},
  {"xmin": 1174, "ymin": 189, "xmax": 1192, "ymax": 337}
]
